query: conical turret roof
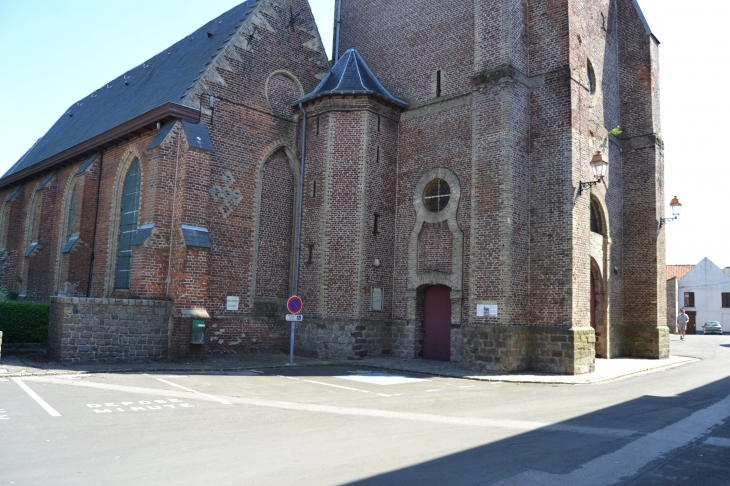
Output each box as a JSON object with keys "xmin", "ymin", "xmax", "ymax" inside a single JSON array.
[{"xmin": 297, "ymin": 48, "xmax": 407, "ymax": 108}]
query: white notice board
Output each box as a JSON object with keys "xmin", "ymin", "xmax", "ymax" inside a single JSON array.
[
  {"xmin": 227, "ymin": 296, "xmax": 240, "ymax": 311},
  {"xmin": 476, "ymin": 301, "xmax": 498, "ymax": 317}
]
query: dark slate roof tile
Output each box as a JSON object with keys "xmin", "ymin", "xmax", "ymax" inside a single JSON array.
[
  {"xmin": 2, "ymin": 0, "xmax": 258, "ymax": 182},
  {"xmin": 23, "ymin": 242, "xmax": 38, "ymax": 258},
  {"xmin": 61, "ymin": 235, "xmax": 80, "ymax": 254},
  {"xmin": 5, "ymin": 186, "xmax": 21, "ymax": 202},
  {"xmin": 36, "ymin": 172, "xmax": 56, "ymax": 191},
  {"xmin": 182, "ymin": 224, "xmax": 212, "ymax": 248},
  {"xmin": 182, "ymin": 120, "xmax": 215, "ymax": 152},
  {"xmin": 297, "ymin": 48, "xmax": 407, "ymax": 108},
  {"xmin": 147, "ymin": 122, "xmax": 177, "ymax": 151},
  {"xmin": 75, "ymin": 155, "xmax": 98, "ymax": 175},
  {"xmin": 131, "ymin": 224, "xmax": 155, "ymax": 246}
]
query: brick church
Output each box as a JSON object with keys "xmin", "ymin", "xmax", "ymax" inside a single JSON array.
[{"xmin": 0, "ymin": 0, "xmax": 668, "ymax": 374}]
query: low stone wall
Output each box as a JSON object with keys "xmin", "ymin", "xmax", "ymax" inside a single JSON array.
[
  {"xmin": 169, "ymin": 316, "xmax": 290, "ymax": 358},
  {"xmin": 48, "ymin": 297, "xmax": 173, "ymax": 364},
  {"xmin": 461, "ymin": 325, "xmax": 597, "ymax": 374},
  {"xmin": 295, "ymin": 319, "xmax": 393, "ymax": 360}
]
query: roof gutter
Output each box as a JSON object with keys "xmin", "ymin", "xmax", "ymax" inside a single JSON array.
[{"xmin": 0, "ymin": 102, "xmax": 200, "ymax": 191}]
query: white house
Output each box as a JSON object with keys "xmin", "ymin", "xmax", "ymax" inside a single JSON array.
[{"xmin": 676, "ymin": 258, "xmax": 730, "ymax": 334}]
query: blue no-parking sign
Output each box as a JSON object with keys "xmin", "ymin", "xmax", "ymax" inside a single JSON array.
[{"xmin": 287, "ymin": 296, "xmax": 303, "ymax": 314}]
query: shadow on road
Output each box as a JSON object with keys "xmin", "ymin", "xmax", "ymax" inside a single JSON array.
[{"xmin": 341, "ymin": 376, "xmax": 730, "ymax": 486}]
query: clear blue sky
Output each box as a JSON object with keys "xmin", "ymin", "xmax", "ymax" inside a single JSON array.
[{"xmin": 0, "ymin": 0, "xmax": 725, "ymax": 268}]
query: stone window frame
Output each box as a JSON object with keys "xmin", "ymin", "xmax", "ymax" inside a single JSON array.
[
  {"xmin": 0, "ymin": 199, "xmax": 9, "ymax": 251},
  {"xmin": 250, "ymin": 141, "xmax": 302, "ymax": 305},
  {"xmin": 104, "ymin": 149, "xmax": 144, "ymax": 296},
  {"xmin": 23, "ymin": 186, "xmax": 42, "ymax": 255},
  {"xmin": 406, "ymin": 167, "xmax": 464, "ymax": 324},
  {"xmin": 54, "ymin": 172, "xmax": 84, "ymax": 295}
]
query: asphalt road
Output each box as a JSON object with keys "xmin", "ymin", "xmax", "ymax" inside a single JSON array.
[{"xmin": 2, "ymin": 334, "xmax": 730, "ymax": 485}]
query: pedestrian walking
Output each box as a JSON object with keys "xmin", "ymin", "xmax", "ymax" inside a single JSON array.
[{"xmin": 677, "ymin": 310, "xmax": 689, "ymax": 341}]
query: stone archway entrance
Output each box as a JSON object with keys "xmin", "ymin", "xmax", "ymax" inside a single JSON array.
[
  {"xmin": 591, "ymin": 258, "xmax": 607, "ymax": 358},
  {"xmin": 422, "ymin": 285, "xmax": 451, "ymax": 361}
]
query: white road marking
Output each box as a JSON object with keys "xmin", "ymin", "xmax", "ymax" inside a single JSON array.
[
  {"xmin": 704, "ymin": 437, "xmax": 730, "ymax": 448},
  {"xmin": 155, "ymin": 378, "xmax": 232, "ymax": 405},
  {"xmin": 302, "ymin": 379, "xmax": 370, "ymax": 393},
  {"xmin": 335, "ymin": 373, "xmax": 429, "ymax": 386},
  {"xmin": 425, "ymin": 389, "xmax": 444, "ymax": 393},
  {"xmin": 25, "ymin": 376, "xmax": 633, "ymax": 438},
  {"xmin": 0, "ymin": 408, "xmax": 8, "ymax": 420},
  {"xmin": 11, "ymin": 378, "xmax": 61, "ymax": 417},
  {"xmin": 495, "ymin": 393, "xmax": 730, "ymax": 485}
]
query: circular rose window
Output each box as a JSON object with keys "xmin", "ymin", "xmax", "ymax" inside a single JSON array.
[{"xmin": 423, "ymin": 178, "xmax": 451, "ymax": 212}]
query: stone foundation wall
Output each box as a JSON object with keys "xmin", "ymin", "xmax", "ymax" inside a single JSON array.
[
  {"xmin": 48, "ymin": 297, "xmax": 173, "ymax": 364},
  {"xmin": 169, "ymin": 316, "xmax": 290, "ymax": 359},
  {"xmin": 295, "ymin": 319, "xmax": 393, "ymax": 360},
  {"xmin": 461, "ymin": 325, "xmax": 596, "ymax": 374},
  {"xmin": 391, "ymin": 320, "xmax": 421, "ymax": 359},
  {"xmin": 619, "ymin": 325, "xmax": 670, "ymax": 359}
]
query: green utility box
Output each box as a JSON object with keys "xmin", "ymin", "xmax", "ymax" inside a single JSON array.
[{"xmin": 191, "ymin": 320, "xmax": 206, "ymax": 345}]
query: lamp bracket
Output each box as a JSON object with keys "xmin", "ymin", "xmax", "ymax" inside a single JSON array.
[
  {"xmin": 578, "ymin": 179, "xmax": 603, "ymax": 197},
  {"xmin": 659, "ymin": 216, "xmax": 678, "ymax": 229}
]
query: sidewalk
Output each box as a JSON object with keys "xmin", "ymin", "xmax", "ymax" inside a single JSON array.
[
  {"xmin": 358, "ymin": 355, "xmax": 699, "ymax": 384},
  {"xmin": 0, "ymin": 347, "xmax": 698, "ymax": 384}
]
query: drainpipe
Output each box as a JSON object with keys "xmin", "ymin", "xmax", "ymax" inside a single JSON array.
[
  {"xmin": 290, "ymin": 103, "xmax": 308, "ymax": 366},
  {"xmin": 86, "ymin": 151, "xmax": 104, "ymax": 297},
  {"xmin": 333, "ymin": 0, "xmax": 342, "ymax": 61}
]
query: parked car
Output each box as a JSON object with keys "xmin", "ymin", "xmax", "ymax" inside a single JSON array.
[{"xmin": 702, "ymin": 321, "xmax": 723, "ymax": 335}]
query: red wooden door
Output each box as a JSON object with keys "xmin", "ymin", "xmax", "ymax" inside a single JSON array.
[{"xmin": 423, "ymin": 285, "xmax": 452, "ymax": 361}]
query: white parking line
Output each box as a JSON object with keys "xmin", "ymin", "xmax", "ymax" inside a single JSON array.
[
  {"xmin": 704, "ymin": 437, "xmax": 730, "ymax": 449},
  {"xmin": 155, "ymin": 378, "xmax": 232, "ymax": 405},
  {"xmin": 302, "ymin": 379, "xmax": 370, "ymax": 393},
  {"xmin": 11, "ymin": 378, "xmax": 61, "ymax": 417}
]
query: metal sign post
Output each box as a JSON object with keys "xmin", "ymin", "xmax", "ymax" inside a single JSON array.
[{"xmin": 286, "ymin": 296, "xmax": 303, "ymax": 366}]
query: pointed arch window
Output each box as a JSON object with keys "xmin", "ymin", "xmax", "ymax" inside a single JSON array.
[
  {"xmin": 67, "ymin": 184, "xmax": 76, "ymax": 238},
  {"xmin": 116, "ymin": 159, "xmax": 141, "ymax": 289}
]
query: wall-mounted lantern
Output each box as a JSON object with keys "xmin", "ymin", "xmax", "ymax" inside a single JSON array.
[
  {"xmin": 660, "ymin": 196, "xmax": 682, "ymax": 228},
  {"xmin": 579, "ymin": 151, "xmax": 608, "ymax": 196}
]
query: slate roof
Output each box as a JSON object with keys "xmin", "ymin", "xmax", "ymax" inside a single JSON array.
[
  {"xmin": 1, "ymin": 0, "xmax": 258, "ymax": 182},
  {"xmin": 297, "ymin": 48, "xmax": 407, "ymax": 108},
  {"xmin": 632, "ymin": 0, "xmax": 659, "ymax": 43}
]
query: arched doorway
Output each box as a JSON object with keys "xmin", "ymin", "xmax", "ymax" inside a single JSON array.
[
  {"xmin": 423, "ymin": 285, "xmax": 451, "ymax": 361},
  {"xmin": 591, "ymin": 258, "xmax": 607, "ymax": 357}
]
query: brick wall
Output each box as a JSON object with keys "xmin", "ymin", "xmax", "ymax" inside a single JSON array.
[{"xmin": 48, "ymin": 297, "xmax": 172, "ymax": 364}]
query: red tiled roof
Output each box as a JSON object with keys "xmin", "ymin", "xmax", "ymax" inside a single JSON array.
[{"xmin": 667, "ymin": 265, "xmax": 695, "ymax": 281}]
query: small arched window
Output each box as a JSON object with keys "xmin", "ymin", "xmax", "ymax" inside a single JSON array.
[
  {"xmin": 590, "ymin": 199, "xmax": 603, "ymax": 234},
  {"xmin": 587, "ymin": 60, "xmax": 597, "ymax": 95},
  {"xmin": 66, "ymin": 184, "xmax": 76, "ymax": 238},
  {"xmin": 115, "ymin": 159, "xmax": 141, "ymax": 289}
]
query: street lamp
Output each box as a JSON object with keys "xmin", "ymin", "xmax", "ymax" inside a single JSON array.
[
  {"xmin": 579, "ymin": 151, "xmax": 608, "ymax": 196},
  {"xmin": 660, "ymin": 196, "xmax": 682, "ymax": 228}
]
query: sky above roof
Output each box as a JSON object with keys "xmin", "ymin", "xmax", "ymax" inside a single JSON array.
[{"xmin": 0, "ymin": 0, "xmax": 725, "ymax": 268}]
